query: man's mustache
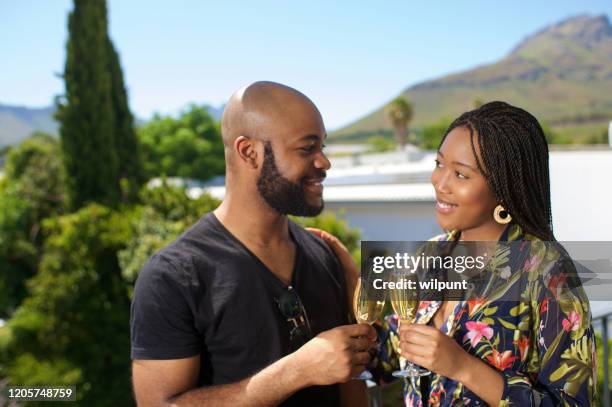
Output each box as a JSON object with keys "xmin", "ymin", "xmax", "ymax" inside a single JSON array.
[{"xmin": 302, "ymin": 171, "xmax": 327, "ymax": 184}]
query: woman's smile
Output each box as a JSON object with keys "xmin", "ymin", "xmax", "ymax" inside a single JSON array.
[{"xmin": 435, "ymin": 197, "xmax": 458, "ymax": 214}]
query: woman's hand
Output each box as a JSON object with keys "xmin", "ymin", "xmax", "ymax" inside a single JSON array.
[
  {"xmin": 398, "ymin": 323, "xmax": 469, "ymax": 381},
  {"xmin": 306, "ymin": 228, "xmax": 359, "ymax": 307}
]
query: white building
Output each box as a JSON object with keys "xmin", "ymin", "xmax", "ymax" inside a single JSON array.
[{"xmin": 196, "ymin": 147, "xmax": 612, "ymax": 241}]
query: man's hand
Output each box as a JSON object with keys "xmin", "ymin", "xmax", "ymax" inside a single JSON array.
[{"xmin": 294, "ymin": 324, "xmax": 376, "ymax": 386}]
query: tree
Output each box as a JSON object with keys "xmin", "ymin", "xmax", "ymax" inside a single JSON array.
[
  {"xmin": 119, "ymin": 182, "xmax": 220, "ymax": 287},
  {"xmin": 418, "ymin": 118, "xmax": 453, "ymax": 150},
  {"xmin": 107, "ymin": 39, "xmax": 143, "ymax": 202},
  {"xmin": 386, "ymin": 97, "xmax": 413, "ymax": 149},
  {"xmin": 3, "ymin": 133, "xmax": 66, "ymax": 221},
  {"xmin": 0, "ymin": 185, "xmax": 35, "ymax": 319},
  {"xmin": 0, "ymin": 145, "xmax": 12, "ymax": 168},
  {"xmin": 56, "ymin": 0, "xmax": 119, "ymax": 209},
  {"xmin": 0, "ymin": 182, "xmax": 221, "ymax": 403},
  {"xmin": 139, "ymin": 105, "xmax": 225, "ymax": 181},
  {"xmin": 472, "ymin": 98, "xmax": 485, "ymax": 109},
  {"xmin": 292, "ymin": 211, "xmax": 362, "ymax": 264},
  {"xmin": 0, "ymin": 134, "xmax": 66, "ymax": 318},
  {"xmin": 2, "ymin": 204, "xmax": 133, "ymax": 405},
  {"xmin": 366, "ymin": 135, "xmax": 396, "ymax": 153},
  {"xmin": 540, "ymin": 121, "xmax": 571, "ymax": 145}
]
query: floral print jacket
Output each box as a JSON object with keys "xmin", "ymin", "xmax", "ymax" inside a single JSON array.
[{"xmin": 374, "ymin": 224, "xmax": 596, "ymax": 406}]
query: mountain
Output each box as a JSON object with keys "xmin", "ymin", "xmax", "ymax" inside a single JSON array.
[
  {"xmin": 0, "ymin": 104, "xmax": 226, "ymax": 148},
  {"xmin": 0, "ymin": 104, "xmax": 58, "ymax": 147},
  {"xmin": 332, "ymin": 14, "xmax": 612, "ymax": 142}
]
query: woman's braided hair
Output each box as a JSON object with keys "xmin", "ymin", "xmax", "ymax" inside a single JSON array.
[{"xmin": 439, "ymin": 101, "xmax": 554, "ymax": 240}]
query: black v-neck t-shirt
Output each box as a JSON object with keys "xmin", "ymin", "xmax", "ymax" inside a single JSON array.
[{"xmin": 131, "ymin": 213, "xmax": 350, "ymax": 406}]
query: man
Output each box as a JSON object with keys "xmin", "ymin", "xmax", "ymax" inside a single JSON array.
[{"xmin": 131, "ymin": 81, "xmax": 375, "ymax": 406}]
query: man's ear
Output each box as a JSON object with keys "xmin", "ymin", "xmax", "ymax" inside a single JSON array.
[{"xmin": 234, "ymin": 136, "xmax": 260, "ymax": 169}]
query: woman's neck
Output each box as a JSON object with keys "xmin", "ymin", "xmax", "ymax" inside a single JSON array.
[{"xmin": 459, "ymin": 222, "xmax": 507, "ymax": 242}]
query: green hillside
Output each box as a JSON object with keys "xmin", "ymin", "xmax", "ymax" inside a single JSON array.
[{"xmin": 332, "ymin": 15, "xmax": 612, "ymax": 143}]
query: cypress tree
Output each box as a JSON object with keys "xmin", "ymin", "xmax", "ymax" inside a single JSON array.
[
  {"xmin": 56, "ymin": 0, "xmax": 119, "ymax": 209},
  {"xmin": 107, "ymin": 39, "xmax": 143, "ymax": 202}
]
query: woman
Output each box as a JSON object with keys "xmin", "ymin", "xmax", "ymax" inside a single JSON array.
[{"xmin": 311, "ymin": 101, "xmax": 596, "ymax": 406}]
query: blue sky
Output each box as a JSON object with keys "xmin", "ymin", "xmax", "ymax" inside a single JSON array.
[{"xmin": 1, "ymin": 1, "xmax": 610, "ymax": 129}]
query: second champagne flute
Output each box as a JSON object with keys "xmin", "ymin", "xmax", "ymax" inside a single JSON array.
[{"xmin": 389, "ymin": 269, "xmax": 431, "ymax": 379}]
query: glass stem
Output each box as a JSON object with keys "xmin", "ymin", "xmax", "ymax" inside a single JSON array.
[{"xmin": 399, "ymin": 318, "xmax": 417, "ymax": 370}]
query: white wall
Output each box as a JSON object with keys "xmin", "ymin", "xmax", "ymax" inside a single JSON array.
[{"xmin": 549, "ymin": 150, "xmax": 612, "ymax": 240}]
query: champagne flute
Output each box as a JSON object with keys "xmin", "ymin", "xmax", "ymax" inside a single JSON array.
[
  {"xmin": 389, "ymin": 269, "xmax": 431, "ymax": 379},
  {"xmin": 352, "ymin": 277, "xmax": 385, "ymax": 381}
]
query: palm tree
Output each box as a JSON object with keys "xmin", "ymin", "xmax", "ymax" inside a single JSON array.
[{"xmin": 386, "ymin": 97, "xmax": 413, "ymax": 149}]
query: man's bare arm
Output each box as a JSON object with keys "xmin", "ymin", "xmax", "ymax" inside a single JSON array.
[
  {"xmin": 133, "ymin": 352, "xmax": 308, "ymax": 407},
  {"xmin": 132, "ymin": 324, "xmax": 376, "ymax": 407},
  {"xmin": 132, "ymin": 356, "xmax": 199, "ymax": 406}
]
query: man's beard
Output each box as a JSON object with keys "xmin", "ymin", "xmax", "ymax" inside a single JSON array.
[{"xmin": 256, "ymin": 142, "xmax": 325, "ymax": 217}]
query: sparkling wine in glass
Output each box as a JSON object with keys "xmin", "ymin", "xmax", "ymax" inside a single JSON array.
[
  {"xmin": 352, "ymin": 278, "xmax": 385, "ymax": 381},
  {"xmin": 389, "ymin": 270, "xmax": 431, "ymax": 379}
]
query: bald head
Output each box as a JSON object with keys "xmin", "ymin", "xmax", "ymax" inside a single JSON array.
[
  {"xmin": 219, "ymin": 82, "xmax": 330, "ymax": 214},
  {"xmin": 221, "ymin": 82, "xmax": 323, "ymax": 165}
]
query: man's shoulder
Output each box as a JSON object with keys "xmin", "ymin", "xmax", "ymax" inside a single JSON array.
[
  {"xmin": 138, "ymin": 213, "xmax": 222, "ymax": 280},
  {"xmin": 289, "ymin": 220, "xmax": 339, "ymax": 269},
  {"xmin": 290, "ymin": 220, "xmax": 348, "ymax": 317}
]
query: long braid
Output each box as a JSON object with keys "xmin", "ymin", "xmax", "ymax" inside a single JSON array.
[{"xmin": 438, "ymin": 101, "xmax": 554, "ymax": 240}]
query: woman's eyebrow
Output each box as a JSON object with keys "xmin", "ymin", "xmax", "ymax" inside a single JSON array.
[
  {"xmin": 453, "ymin": 161, "xmax": 477, "ymax": 172},
  {"xmin": 437, "ymin": 151, "xmax": 477, "ymax": 171}
]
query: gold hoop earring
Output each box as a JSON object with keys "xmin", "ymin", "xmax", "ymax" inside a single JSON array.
[{"xmin": 494, "ymin": 205, "xmax": 512, "ymax": 224}]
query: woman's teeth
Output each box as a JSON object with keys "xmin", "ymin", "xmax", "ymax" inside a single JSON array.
[{"xmin": 438, "ymin": 201, "xmax": 456, "ymax": 208}]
